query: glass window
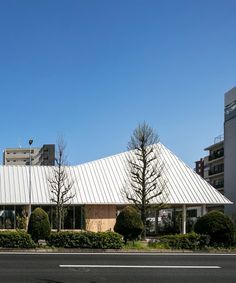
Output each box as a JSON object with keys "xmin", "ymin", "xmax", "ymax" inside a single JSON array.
[
  {"xmin": 0, "ymin": 206, "xmax": 5, "ymax": 229},
  {"xmin": 48, "ymin": 206, "xmax": 83, "ymax": 230},
  {"xmin": 63, "ymin": 207, "xmax": 74, "ymax": 229},
  {"xmin": 187, "ymin": 209, "xmax": 197, "ymax": 218},
  {"xmin": 16, "ymin": 206, "xmax": 27, "ymax": 229},
  {"xmin": 225, "ymin": 100, "xmax": 236, "ymax": 121},
  {"xmin": 3, "ymin": 206, "xmax": 15, "ymax": 229},
  {"xmin": 75, "ymin": 206, "xmax": 83, "ymax": 229}
]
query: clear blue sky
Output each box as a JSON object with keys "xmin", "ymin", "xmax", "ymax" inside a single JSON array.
[{"xmin": 0, "ymin": 0, "xmax": 235, "ymax": 167}]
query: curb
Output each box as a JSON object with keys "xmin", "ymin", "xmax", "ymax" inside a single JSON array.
[{"xmin": 0, "ymin": 248, "xmax": 236, "ymax": 254}]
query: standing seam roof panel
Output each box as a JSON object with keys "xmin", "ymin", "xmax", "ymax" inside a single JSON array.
[
  {"xmin": 103, "ymin": 156, "xmax": 123, "ymax": 203},
  {"xmin": 162, "ymin": 146, "xmax": 191, "ymax": 203},
  {"xmin": 20, "ymin": 167, "xmax": 27, "ymax": 204},
  {"xmin": 91, "ymin": 160, "xmax": 108, "ymax": 203},
  {"xmin": 88, "ymin": 161, "xmax": 103, "ymax": 203},
  {"xmin": 159, "ymin": 146, "xmax": 184, "ymax": 203},
  {"xmin": 76, "ymin": 165, "xmax": 89, "ymax": 204},
  {"xmin": 70, "ymin": 167, "xmax": 80, "ymax": 204},
  {"xmin": 167, "ymin": 150, "xmax": 198, "ymax": 203},
  {"xmin": 96, "ymin": 159, "xmax": 114, "ymax": 203},
  {"xmin": 0, "ymin": 143, "xmax": 232, "ymax": 205},
  {"xmin": 81, "ymin": 163, "xmax": 96, "ymax": 203}
]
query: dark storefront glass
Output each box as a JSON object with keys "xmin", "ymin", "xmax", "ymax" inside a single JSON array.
[
  {"xmin": 0, "ymin": 206, "xmax": 15, "ymax": 229},
  {"xmin": 0, "ymin": 205, "xmax": 83, "ymax": 230}
]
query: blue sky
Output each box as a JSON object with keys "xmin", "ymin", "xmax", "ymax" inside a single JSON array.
[{"xmin": 0, "ymin": 0, "xmax": 235, "ymax": 167}]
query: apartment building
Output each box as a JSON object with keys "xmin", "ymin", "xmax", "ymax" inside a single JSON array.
[
  {"xmin": 204, "ymin": 139, "xmax": 224, "ymax": 195},
  {"xmin": 195, "ymin": 137, "xmax": 224, "ymax": 216},
  {"xmin": 195, "ymin": 86, "xmax": 236, "ymax": 222},
  {"xmin": 3, "ymin": 144, "xmax": 55, "ymax": 166},
  {"xmin": 195, "ymin": 137, "xmax": 224, "ymax": 192}
]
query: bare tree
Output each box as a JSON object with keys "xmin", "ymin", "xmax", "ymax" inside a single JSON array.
[
  {"xmin": 125, "ymin": 122, "xmax": 166, "ymax": 239},
  {"xmin": 48, "ymin": 137, "xmax": 75, "ymax": 232}
]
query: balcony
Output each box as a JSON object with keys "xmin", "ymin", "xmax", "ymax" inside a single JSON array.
[
  {"xmin": 212, "ymin": 182, "xmax": 224, "ymax": 189},
  {"xmin": 208, "ymin": 150, "xmax": 224, "ymax": 161},
  {"xmin": 209, "ymin": 168, "xmax": 224, "ymax": 176}
]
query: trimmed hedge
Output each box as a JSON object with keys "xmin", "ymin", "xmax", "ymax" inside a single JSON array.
[
  {"xmin": 47, "ymin": 231, "xmax": 123, "ymax": 249},
  {"xmin": 0, "ymin": 231, "xmax": 36, "ymax": 248},
  {"xmin": 149, "ymin": 232, "xmax": 210, "ymax": 250},
  {"xmin": 194, "ymin": 211, "xmax": 235, "ymax": 247}
]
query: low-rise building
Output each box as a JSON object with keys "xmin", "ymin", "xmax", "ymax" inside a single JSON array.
[{"xmin": 0, "ymin": 143, "xmax": 232, "ymax": 233}]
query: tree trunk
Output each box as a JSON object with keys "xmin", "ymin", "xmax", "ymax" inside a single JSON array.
[
  {"xmin": 141, "ymin": 208, "xmax": 146, "ymax": 240},
  {"xmin": 57, "ymin": 206, "xmax": 60, "ymax": 232}
]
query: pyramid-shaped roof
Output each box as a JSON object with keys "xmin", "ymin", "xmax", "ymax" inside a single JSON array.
[{"xmin": 0, "ymin": 143, "xmax": 232, "ymax": 206}]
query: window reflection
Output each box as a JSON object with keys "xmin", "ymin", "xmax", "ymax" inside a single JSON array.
[{"xmin": 225, "ymin": 100, "xmax": 236, "ymax": 121}]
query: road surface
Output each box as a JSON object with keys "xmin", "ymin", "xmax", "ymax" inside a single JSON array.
[{"xmin": 0, "ymin": 252, "xmax": 235, "ymax": 283}]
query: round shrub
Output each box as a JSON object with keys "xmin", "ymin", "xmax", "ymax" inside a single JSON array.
[
  {"xmin": 28, "ymin": 207, "xmax": 51, "ymax": 243},
  {"xmin": 114, "ymin": 206, "xmax": 144, "ymax": 243},
  {"xmin": 194, "ymin": 210, "xmax": 235, "ymax": 247}
]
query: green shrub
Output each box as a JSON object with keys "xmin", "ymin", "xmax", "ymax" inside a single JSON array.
[
  {"xmin": 16, "ymin": 215, "xmax": 27, "ymax": 230},
  {"xmin": 0, "ymin": 231, "xmax": 36, "ymax": 248},
  {"xmin": 154, "ymin": 232, "xmax": 210, "ymax": 250},
  {"xmin": 47, "ymin": 231, "xmax": 123, "ymax": 249},
  {"xmin": 194, "ymin": 211, "xmax": 235, "ymax": 247},
  {"xmin": 28, "ymin": 207, "xmax": 51, "ymax": 242},
  {"xmin": 114, "ymin": 206, "xmax": 144, "ymax": 243}
]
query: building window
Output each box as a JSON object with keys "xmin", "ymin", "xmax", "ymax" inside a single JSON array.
[
  {"xmin": 187, "ymin": 209, "xmax": 197, "ymax": 218},
  {"xmin": 225, "ymin": 100, "xmax": 236, "ymax": 121},
  {"xmin": 0, "ymin": 206, "xmax": 16, "ymax": 229},
  {"xmin": 209, "ymin": 164, "xmax": 224, "ymax": 175}
]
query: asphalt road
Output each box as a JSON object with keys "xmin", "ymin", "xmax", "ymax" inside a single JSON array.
[{"xmin": 0, "ymin": 252, "xmax": 235, "ymax": 283}]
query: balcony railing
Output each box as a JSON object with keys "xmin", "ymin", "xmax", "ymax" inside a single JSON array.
[
  {"xmin": 209, "ymin": 168, "xmax": 224, "ymax": 176},
  {"xmin": 208, "ymin": 151, "xmax": 224, "ymax": 161},
  {"xmin": 212, "ymin": 182, "xmax": 224, "ymax": 189}
]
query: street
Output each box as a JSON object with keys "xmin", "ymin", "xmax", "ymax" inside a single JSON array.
[{"xmin": 0, "ymin": 252, "xmax": 235, "ymax": 283}]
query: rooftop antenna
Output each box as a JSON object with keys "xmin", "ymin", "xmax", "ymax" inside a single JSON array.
[{"xmin": 214, "ymin": 134, "xmax": 224, "ymax": 144}]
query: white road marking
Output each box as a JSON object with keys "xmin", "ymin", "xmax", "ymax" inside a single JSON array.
[{"xmin": 59, "ymin": 264, "xmax": 221, "ymax": 269}]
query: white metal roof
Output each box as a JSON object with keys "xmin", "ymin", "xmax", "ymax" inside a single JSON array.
[{"xmin": 0, "ymin": 143, "xmax": 232, "ymax": 206}]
